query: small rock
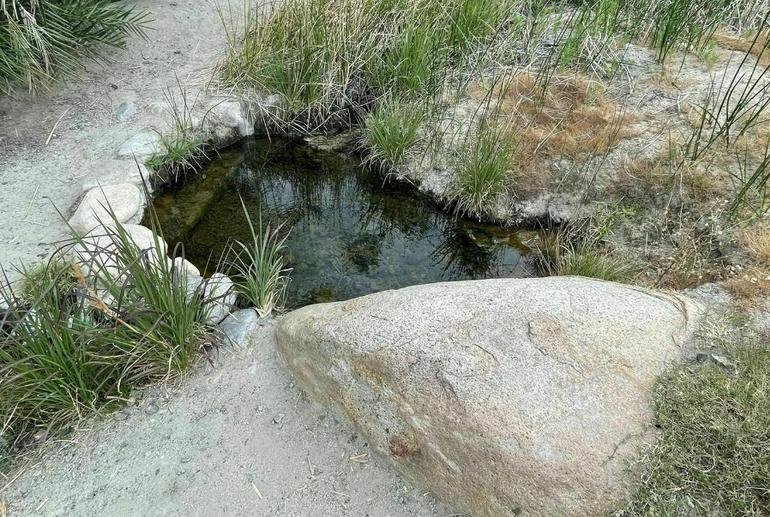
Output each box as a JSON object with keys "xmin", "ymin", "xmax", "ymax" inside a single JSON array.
[
  {"xmin": 117, "ymin": 130, "xmax": 163, "ymax": 160},
  {"xmin": 202, "ymin": 273, "xmax": 237, "ymax": 325},
  {"xmin": 710, "ymin": 354, "xmax": 736, "ymax": 369},
  {"xmin": 145, "ymin": 402, "xmax": 159, "ymax": 415},
  {"xmin": 71, "ymin": 224, "xmax": 167, "ymax": 285},
  {"xmin": 172, "ymin": 256, "xmax": 201, "ymax": 279},
  {"xmin": 219, "ymin": 308, "xmax": 259, "ymax": 347},
  {"xmin": 115, "ymin": 102, "xmax": 137, "ymax": 122},
  {"xmin": 272, "ymin": 413, "xmax": 285, "ymax": 425},
  {"xmin": 80, "ymin": 161, "xmax": 152, "ymax": 193},
  {"xmin": 68, "ymin": 183, "xmax": 144, "ymax": 235}
]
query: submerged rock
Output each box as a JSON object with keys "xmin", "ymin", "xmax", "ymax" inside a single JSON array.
[
  {"xmin": 68, "ymin": 184, "xmax": 144, "ymax": 235},
  {"xmin": 276, "ymin": 277, "xmax": 702, "ymax": 516}
]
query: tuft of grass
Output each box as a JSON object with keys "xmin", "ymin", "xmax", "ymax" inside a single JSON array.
[
  {"xmin": 618, "ymin": 334, "xmax": 770, "ymax": 516},
  {"xmin": 535, "ymin": 230, "xmax": 639, "ymax": 283},
  {"xmin": 227, "ymin": 198, "xmax": 290, "ymax": 317},
  {"xmin": 0, "ymin": 0, "xmax": 149, "ymax": 92},
  {"xmin": 535, "ymin": 206, "xmax": 639, "ymax": 283},
  {"xmin": 363, "ymin": 99, "xmax": 425, "ymax": 171},
  {"xmin": 0, "ymin": 205, "xmax": 213, "ymax": 448},
  {"xmin": 452, "ymin": 125, "xmax": 513, "ymax": 218},
  {"xmin": 146, "ymin": 82, "xmax": 211, "ymax": 184},
  {"xmin": 476, "ymin": 73, "xmax": 634, "ymax": 167}
]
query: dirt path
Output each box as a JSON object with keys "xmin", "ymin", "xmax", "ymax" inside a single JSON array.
[
  {"xmin": 1, "ymin": 319, "xmax": 448, "ymax": 516},
  {"xmin": 0, "ymin": 0, "xmax": 230, "ymax": 277}
]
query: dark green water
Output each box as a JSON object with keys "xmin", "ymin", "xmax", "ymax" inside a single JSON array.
[{"xmin": 149, "ymin": 137, "xmax": 531, "ymax": 308}]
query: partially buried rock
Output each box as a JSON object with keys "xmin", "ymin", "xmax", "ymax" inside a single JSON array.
[
  {"xmin": 276, "ymin": 277, "xmax": 702, "ymax": 517},
  {"xmin": 68, "ymin": 184, "xmax": 144, "ymax": 235},
  {"xmin": 117, "ymin": 130, "xmax": 162, "ymax": 159},
  {"xmin": 202, "ymin": 273, "xmax": 237, "ymax": 325},
  {"xmin": 219, "ymin": 309, "xmax": 260, "ymax": 348}
]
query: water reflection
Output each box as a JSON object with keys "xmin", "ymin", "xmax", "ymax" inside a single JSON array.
[{"xmin": 150, "ymin": 137, "xmax": 531, "ymax": 308}]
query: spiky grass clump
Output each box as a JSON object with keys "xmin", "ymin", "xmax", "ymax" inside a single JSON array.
[
  {"xmin": 0, "ymin": 215, "xmax": 212, "ymax": 446},
  {"xmin": 146, "ymin": 83, "xmax": 211, "ymax": 184},
  {"xmin": 227, "ymin": 198, "xmax": 289, "ymax": 316},
  {"xmin": 537, "ymin": 237, "xmax": 639, "ymax": 283},
  {"xmin": 618, "ymin": 334, "xmax": 770, "ymax": 516},
  {"xmin": 363, "ymin": 99, "xmax": 425, "ymax": 171},
  {"xmin": 0, "ymin": 0, "xmax": 149, "ymax": 92},
  {"xmin": 452, "ymin": 126, "xmax": 513, "ymax": 218},
  {"xmin": 535, "ymin": 209, "xmax": 639, "ymax": 283}
]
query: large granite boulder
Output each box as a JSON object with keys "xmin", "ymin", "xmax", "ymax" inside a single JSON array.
[{"xmin": 275, "ymin": 277, "xmax": 701, "ymax": 516}]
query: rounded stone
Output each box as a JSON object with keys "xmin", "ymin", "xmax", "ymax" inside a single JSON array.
[{"xmin": 68, "ymin": 184, "xmax": 144, "ymax": 236}]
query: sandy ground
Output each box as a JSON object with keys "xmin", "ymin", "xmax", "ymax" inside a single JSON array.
[
  {"xmin": 0, "ymin": 0, "xmax": 230, "ymax": 277},
  {"xmin": 1, "ymin": 319, "xmax": 449, "ymax": 516}
]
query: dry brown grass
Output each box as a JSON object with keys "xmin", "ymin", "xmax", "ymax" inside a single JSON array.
[
  {"xmin": 738, "ymin": 224, "xmax": 770, "ymax": 265},
  {"xmin": 468, "ymin": 73, "xmax": 636, "ymax": 169},
  {"xmin": 712, "ymin": 30, "xmax": 770, "ymax": 66},
  {"xmin": 725, "ymin": 224, "xmax": 770, "ymax": 309},
  {"xmin": 613, "ymin": 146, "xmax": 729, "ymax": 204}
]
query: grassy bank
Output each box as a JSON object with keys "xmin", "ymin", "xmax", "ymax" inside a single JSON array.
[{"xmin": 618, "ymin": 324, "xmax": 770, "ymax": 516}]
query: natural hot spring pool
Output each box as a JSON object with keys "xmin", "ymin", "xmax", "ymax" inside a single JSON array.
[{"xmin": 148, "ymin": 136, "xmax": 531, "ymax": 308}]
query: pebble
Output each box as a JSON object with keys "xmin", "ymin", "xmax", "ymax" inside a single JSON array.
[{"xmin": 115, "ymin": 102, "xmax": 137, "ymax": 122}]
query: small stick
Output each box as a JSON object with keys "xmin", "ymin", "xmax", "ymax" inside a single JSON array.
[
  {"xmin": 0, "ymin": 469, "xmax": 24, "ymax": 492},
  {"xmin": 22, "ymin": 184, "xmax": 39, "ymax": 221},
  {"xmin": 250, "ymin": 481, "xmax": 263, "ymax": 500},
  {"xmin": 307, "ymin": 457, "xmax": 315, "ymax": 477},
  {"xmin": 46, "ymin": 107, "xmax": 71, "ymax": 146}
]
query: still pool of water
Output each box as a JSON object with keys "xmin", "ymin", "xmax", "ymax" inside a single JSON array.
[{"xmin": 148, "ymin": 137, "xmax": 531, "ymax": 308}]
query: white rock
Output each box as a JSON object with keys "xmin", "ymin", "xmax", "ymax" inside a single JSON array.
[
  {"xmin": 202, "ymin": 99, "xmax": 254, "ymax": 148},
  {"xmin": 117, "ymin": 130, "xmax": 163, "ymax": 159},
  {"xmin": 80, "ymin": 160, "xmax": 152, "ymax": 193},
  {"xmin": 115, "ymin": 102, "xmax": 137, "ymax": 122},
  {"xmin": 68, "ymin": 184, "xmax": 144, "ymax": 235},
  {"xmin": 202, "ymin": 273, "xmax": 237, "ymax": 325},
  {"xmin": 276, "ymin": 277, "xmax": 702, "ymax": 517},
  {"xmin": 172, "ymin": 256, "xmax": 201, "ymax": 279},
  {"xmin": 71, "ymin": 224, "xmax": 167, "ymax": 283}
]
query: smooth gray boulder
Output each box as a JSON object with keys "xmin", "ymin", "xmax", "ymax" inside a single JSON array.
[
  {"xmin": 68, "ymin": 184, "xmax": 144, "ymax": 235},
  {"xmin": 71, "ymin": 224, "xmax": 167, "ymax": 282},
  {"xmin": 276, "ymin": 277, "xmax": 701, "ymax": 517}
]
